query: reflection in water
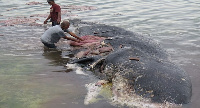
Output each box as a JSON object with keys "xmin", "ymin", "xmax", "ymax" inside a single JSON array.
[
  {"xmin": 42, "ymin": 47, "xmax": 74, "ymax": 72},
  {"xmin": 43, "ymin": 48, "xmax": 65, "ymax": 66}
]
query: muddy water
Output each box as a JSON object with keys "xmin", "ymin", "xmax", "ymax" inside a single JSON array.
[
  {"xmin": 0, "ymin": 0, "xmax": 200, "ymax": 108},
  {"xmin": 0, "ymin": 25, "xmax": 116, "ymax": 108}
]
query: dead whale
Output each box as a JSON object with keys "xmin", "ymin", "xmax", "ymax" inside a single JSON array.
[{"xmin": 69, "ymin": 19, "xmax": 192, "ymax": 104}]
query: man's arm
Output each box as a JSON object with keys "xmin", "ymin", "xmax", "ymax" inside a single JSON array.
[
  {"xmin": 44, "ymin": 14, "xmax": 51, "ymax": 24},
  {"xmin": 57, "ymin": 12, "xmax": 61, "ymax": 24},
  {"xmin": 64, "ymin": 36, "xmax": 79, "ymax": 42},
  {"xmin": 68, "ymin": 32, "xmax": 84, "ymax": 41}
]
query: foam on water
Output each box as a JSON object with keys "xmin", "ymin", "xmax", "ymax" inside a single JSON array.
[{"xmin": 66, "ymin": 63, "xmax": 88, "ymax": 75}]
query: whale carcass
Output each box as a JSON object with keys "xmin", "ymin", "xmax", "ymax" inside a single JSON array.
[{"xmin": 69, "ymin": 19, "xmax": 192, "ymax": 104}]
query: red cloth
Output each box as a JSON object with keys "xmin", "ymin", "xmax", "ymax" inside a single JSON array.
[{"xmin": 50, "ymin": 4, "xmax": 61, "ymax": 22}]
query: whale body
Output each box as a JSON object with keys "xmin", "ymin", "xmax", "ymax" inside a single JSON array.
[{"xmin": 69, "ymin": 19, "xmax": 192, "ymax": 104}]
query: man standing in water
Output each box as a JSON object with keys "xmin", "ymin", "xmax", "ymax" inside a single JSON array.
[
  {"xmin": 44, "ymin": 0, "xmax": 61, "ymax": 26},
  {"xmin": 41, "ymin": 20, "xmax": 83, "ymax": 48}
]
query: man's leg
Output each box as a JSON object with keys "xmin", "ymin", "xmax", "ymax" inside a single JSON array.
[
  {"xmin": 52, "ymin": 21, "xmax": 60, "ymax": 26},
  {"xmin": 42, "ymin": 42, "xmax": 56, "ymax": 48}
]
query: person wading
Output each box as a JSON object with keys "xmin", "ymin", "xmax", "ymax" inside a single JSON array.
[
  {"xmin": 41, "ymin": 20, "xmax": 83, "ymax": 48},
  {"xmin": 44, "ymin": 0, "xmax": 61, "ymax": 26}
]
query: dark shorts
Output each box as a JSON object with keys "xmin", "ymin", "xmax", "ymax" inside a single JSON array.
[
  {"xmin": 52, "ymin": 21, "xmax": 60, "ymax": 26},
  {"xmin": 42, "ymin": 41, "xmax": 56, "ymax": 48}
]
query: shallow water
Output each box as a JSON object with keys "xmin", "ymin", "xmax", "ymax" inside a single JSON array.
[{"xmin": 0, "ymin": 0, "xmax": 200, "ymax": 108}]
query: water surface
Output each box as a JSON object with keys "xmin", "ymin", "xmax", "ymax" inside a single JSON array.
[{"xmin": 0, "ymin": 0, "xmax": 200, "ymax": 108}]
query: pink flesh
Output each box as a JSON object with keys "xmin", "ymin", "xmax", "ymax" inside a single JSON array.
[
  {"xmin": 71, "ymin": 35, "xmax": 113, "ymax": 58},
  {"xmin": 70, "ymin": 35, "xmax": 106, "ymax": 47}
]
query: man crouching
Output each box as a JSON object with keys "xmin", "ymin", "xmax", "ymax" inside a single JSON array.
[{"xmin": 41, "ymin": 20, "xmax": 83, "ymax": 48}]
